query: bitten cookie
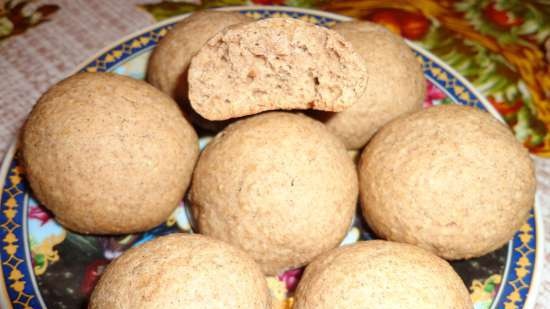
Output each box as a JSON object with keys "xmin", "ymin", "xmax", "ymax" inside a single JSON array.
[
  {"xmin": 147, "ymin": 11, "xmax": 253, "ymax": 130},
  {"xmin": 89, "ymin": 234, "xmax": 271, "ymax": 309},
  {"xmin": 294, "ymin": 240, "xmax": 472, "ymax": 309},
  {"xmin": 21, "ymin": 72, "xmax": 199, "ymax": 234},
  {"xmin": 313, "ymin": 21, "xmax": 425, "ymax": 150},
  {"xmin": 359, "ymin": 105, "xmax": 536, "ymax": 259},
  {"xmin": 188, "ymin": 18, "xmax": 368, "ymax": 120},
  {"xmin": 189, "ymin": 112, "xmax": 358, "ymax": 275},
  {"xmin": 147, "ymin": 10, "xmax": 252, "ymax": 101}
]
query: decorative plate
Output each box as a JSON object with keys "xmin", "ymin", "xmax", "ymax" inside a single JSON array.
[{"xmin": 0, "ymin": 6, "xmax": 544, "ymax": 309}]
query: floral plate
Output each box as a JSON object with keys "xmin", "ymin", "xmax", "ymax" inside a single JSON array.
[{"xmin": 0, "ymin": 6, "xmax": 544, "ymax": 309}]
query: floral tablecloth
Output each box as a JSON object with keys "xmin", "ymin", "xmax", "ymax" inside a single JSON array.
[{"xmin": 0, "ymin": 0, "xmax": 549, "ymax": 307}]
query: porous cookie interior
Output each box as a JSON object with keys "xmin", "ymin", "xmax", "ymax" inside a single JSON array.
[{"xmin": 188, "ymin": 18, "xmax": 367, "ymax": 120}]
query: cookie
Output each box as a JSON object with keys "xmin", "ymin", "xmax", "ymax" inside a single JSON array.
[
  {"xmin": 294, "ymin": 240, "xmax": 472, "ymax": 309},
  {"xmin": 147, "ymin": 10, "xmax": 252, "ymax": 101},
  {"xmin": 21, "ymin": 72, "xmax": 199, "ymax": 234},
  {"xmin": 358, "ymin": 105, "xmax": 535, "ymax": 259},
  {"xmin": 89, "ymin": 233, "xmax": 271, "ymax": 309},
  {"xmin": 313, "ymin": 21, "xmax": 425, "ymax": 150},
  {"xmin": 147, "ymin": 10, "xmax": 253, "ymax": 130},
  {"xmin": 189, "ymin": 112, "xmax": 358, "ymax": 275},
  {"xmin": 188, "ymin": 18, "xmax": 368, "ymax": 120}
]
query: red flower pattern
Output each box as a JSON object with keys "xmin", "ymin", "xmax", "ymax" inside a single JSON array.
[
  {"xmin": 29, "ymin": 205, "xmax": 53, "ymax": 226},
  {"xmin": 424, "ymin": 82, "xmax": 447, "ymax": 108},
  {"xmin": 278, "ymin": 268, "xmax": 303, "ymax": 292}
]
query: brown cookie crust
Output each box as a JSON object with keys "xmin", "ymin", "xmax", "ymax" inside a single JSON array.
[
  {"xmin": 358, "ymin": 105, "xmax": 535, "ymax": 259},
  {"xmin": 89, "ymin": 234, "xmax": 271, "ymax": 309},
  {"xmin": 189, "ymin": 112, "xmax": 358, "ymax": 275},
  {"xmin": 314, "ymin": 21, "xmax": 425, "ymax": 150},
  {"xmin": 21, "ymin": 72, "xmax": 199, "ymax": 234},
  {"xmin": 294, "ymin": 240, "xmax": 472, "ymax": 309}
]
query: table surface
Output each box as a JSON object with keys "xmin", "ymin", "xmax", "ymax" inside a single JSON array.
[{"xmin": 0, "ymin": 0, "xmax": 549, "ymax": 308}]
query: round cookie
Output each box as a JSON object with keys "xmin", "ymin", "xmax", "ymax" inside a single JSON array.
[
  {"xmin": 147, "ymin": 10, "xmax": 252, "ymax": 101},
  {"xmin": 313, "ymin": 21, "xmax": 425, "ymax": 150},
  {"xmin": 21, "ymin": 72, "xmax": 199, "ymax": 234},
  {"xmin": 147, "ymin": 11, "xmax": 253, "ymax": 130},
  {"xmin": 89, "ymin": 233, "xmax": 271, "ymax": 309},
  {"xmin": 188, "ymin": 18, "xmax": 368, "ymax": 121},
  {"xmin": 294, "ymin": 240, "xmax": 472, "ymax": 309},
  {"xmin": 189, "ymin": 112, "xmax": 358, "ymax": 275},
  {"xmin": 359, "ymin": 105, "xmax": 536, "ymax": 259}
]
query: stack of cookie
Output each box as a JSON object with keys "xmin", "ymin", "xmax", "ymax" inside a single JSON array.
[{"xmin": 20, "ymin": 10, "xmax": 535, "ymax": 309}]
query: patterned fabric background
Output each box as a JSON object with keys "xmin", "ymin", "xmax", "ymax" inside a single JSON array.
[
  {"xmin": 0, "ymin": 0, "xmax": 549, "ymax": 307},
  {"xmin": 137, "ymin": 0, "xmax": 550, "ymax": 156}
]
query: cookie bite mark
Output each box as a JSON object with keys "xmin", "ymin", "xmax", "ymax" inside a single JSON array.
[{"xmin": 188, "ymin": 18, "xmax": 368, "ymax": 121}]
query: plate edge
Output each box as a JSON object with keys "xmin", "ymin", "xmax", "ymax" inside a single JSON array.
[
  {"xmin": 0, "ymin": 141, "xmax": 17, "ymax": 309},
  {"xmin": 524, "ymin": 193, "xmax": 545, "ymax": 309}
]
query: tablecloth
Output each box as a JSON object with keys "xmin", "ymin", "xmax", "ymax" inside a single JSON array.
[{"xmin": 0, "ymin": 0, "xmax": 549, "ymax": 307}]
